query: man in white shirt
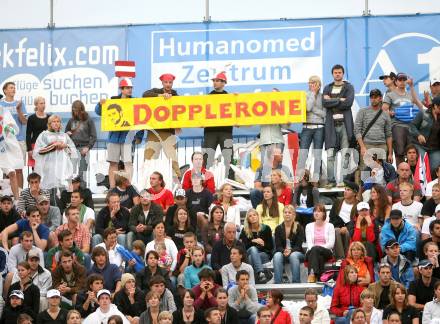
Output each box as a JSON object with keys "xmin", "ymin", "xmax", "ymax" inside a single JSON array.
[
  {"xmin": 392, "ymin": 182, "xmax": 423, "ymax": 230},
  {"xmin": 422, "ymin": 205, "xmax": 440, "ymax": 240},
  {"xmin": 304, "ymin": 288, "xmax": 330, "ymax": 324},
  {"xmin": 82, "ymin": 289, "xmax": 129, "ymax": 324}
]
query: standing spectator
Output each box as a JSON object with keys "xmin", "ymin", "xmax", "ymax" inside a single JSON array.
[
  {"xmin": 211, "ymin": 223, "xmax": 245, "ymax": 274},
  {"xmin": 273, "ymin": 205, "xmax": 305, "ymax": 284},
  {"xmin": 182, "ymin": 152, "xmax": 216, "ymax": 193},
  {"xmin": 26, "ymin": 96, "xmax": 49, "ymax": 169},
  {"xmin": 210, "ymin": 183, "xmax": 241, "ymax": 230},
  {"xmin": 409, "ymin": 95, "xmax": 440, "ymax": 174},
  {"xmin": 239, "ymin": 209, "xmax": 273, "ymax": 284},
  {"xmin": 351, "ymin": 203, "xmax": 380, "ymax": 260},
  {"xmin": 368, "ymin": 184, "xmax": 392, "ymax": 230},
  {"xmin": 256, "ymin": 185, "xmax": 284, "ymax": 232},
  {"xmin": 186, "ymin": 171, "xmax": 214, "ymax": 231},
  {"xmin": 16, "ymin": 172, "xmax": 50, "ymax": 217},
  {"xmin": 61, "ymin": 190, "xmax": 95, "ymax": 232},
  {"xmin": 227, "ymin": 270, "xmax": 260, "ymax": 324},
  {"xmin": 184, "ymin": 246, "xmax": 211, "ymax": 289},
  {"xmin": 367, "ymin": 263, "xmax": 398, "ymax": 310},
  {"xmin": 65, "ymin": 100, "xmax": 97, "ymax": 183},
  {"xmin": 304, "ymin": 288, "xmax": 331, "ymax": 324},
  {"xmin": 220, "ymin": 245, "xmax": 255, "ymax": 289},
  {"xmin": 143, "ymin": 73, "xmax": 181, "ymax": 181},
  {"xmin": 59, "ymin": 175, "xmax": 94, "ymax": 214},
  {"xmin": 380, "ymin": 240, "xmax": 414, "ymax": 288},
  {"xmin": 165, "ymin": 189, "xmax": 188, "ymax": 231},
  {"xmin": 95, "ymin": 78, "xmax": 142, "ymax": 188},
  {"xmin": 201, "ymin": 206, "xmax": 225, "ymax": 257},
  {"xmin": 147, "ymin": 171, "xmax": 174, "ymax": 213},
  {"xmin": 110, "ymin": 171, "xmax": 140, "ymax": 210},
  {"xmin": 136, "ymin": 251, "xmax": 171, "ymax": 293},
  {"xmin": 358, "ymin": 290, "xmax": 383, "ymax": 324},
  {"xmin": 380, "ymin": 210, "xmax": 417, "ymax": 262},
  {"xmin": 0, "ymin": 195, "xmax": 20, "ymax": 240},
  {"xmin": 93, "ymin": 192, "xmax": 130, "ymax": 248},
  {"xmin": 193, "ymin": 268, "xmax": 221, "ymax": 311},
  {"xmin": 270, "ymin": 170, "xmax": 292, "ymax": 206},
  {"xmin": 128, "ymin": 189, "xmax": 164, "ymax": 245},
  {"xmin": 87, "ymin": 246, "xmax": 122, "ymax": 294},
  {"xmin": 56, "ymin": 205, "xmax": 91, "ymax": 254},
  {"xmin": 113, "ymin": 273, "xmax": 146, "ymax": 323},
  {"xmin": 75, "ymin": 274, "xmax": 104, "ymax": 318},
  {"xmin": 292, "ymin": 170, "xmax": 320, "ymax": 227},
  {"xmin": 392, "ymin": 182, "xmax": 423, "ymax": 231},
  {"xmin": 329, "ymin": 181, "xmax": 359, "ymax": 260},
  {"xmin": 382, "ymin": 73, "xmax": 424, "ymax": 165},
  {"xmin": 305, "ymin": 204, "xmax": 335, "ymax": 283},
  {"xmin": 36, "ymin": 289, "xmax": 68, "ymax": 323},
  {"xmin": 354, "ymin": 89, "xmax": 393, "ymax": 180},
  {"xmin": 379, "ymin": 72, "xmax": 397, "ymax": 94},
  {"xmin": 172, "ymin": 289, "xmax": 206, "ymax": 324},
  {"xmin": 83, "ymin": 289, "xmax": 129, "ymax": 324},
  {"xmin": 408, "ymin": 259, "xmax": 438, "ymax": 314},
  {"xmin": 323, "ymin": 64, "xmax": 355, "ymax": 188},
  {"xmin": 215, "ymin": 288, "xmax": 239, "ymax": 324},
  {"xmin": 382, "ymin": 283, "xmax": 419, "ymax": 324},
  {"xmin": 167, "ymin": 207, "xmax": 195, "ymax": 250},
  {"xmin": 337, "ymin": 241, "xmax": 374, "ymax": 287},
  {"xmin": 265, "ymin": 289, "xmax": 292, "ymax": 324},
  {"xmin": 297, "ymin": 75, "xmax": 325, "ymax": 183},
  {"xmin": 422, "ymin": 280, "xmax": 440, "ymax": 324}
]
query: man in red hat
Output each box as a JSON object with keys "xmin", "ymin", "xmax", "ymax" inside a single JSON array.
[
  {"xmin": 203, "ymin": 72, "xmax": 234, "ymax": 179},
  {"xmin": 142, "ymin": 74, "xmax": 181, "ymax": 180}
]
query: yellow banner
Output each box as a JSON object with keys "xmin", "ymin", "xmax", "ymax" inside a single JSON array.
[{"xmin": 101, "ymin": 91, "xmax": 306, "ymax": 131}]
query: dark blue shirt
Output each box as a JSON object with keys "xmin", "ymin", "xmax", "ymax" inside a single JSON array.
[
  {"xmin": 16, "ymin": 219, "xmax": 50, "ymax": 240},
  {"xmin": 88, "ymin": 263, "xmax": 122, "ymax": 292}
]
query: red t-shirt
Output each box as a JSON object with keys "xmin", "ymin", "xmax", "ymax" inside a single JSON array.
[
  {"xmin": 147, "ymin": 187, "xmax": 174, "ymax": 211},
  {"xmin": 181, "ymin": 168, "xmax": 216, "ymax": 194},
  {"xmin": 277, "ymin": 186, "xmax": 292, "ymax": 206}
]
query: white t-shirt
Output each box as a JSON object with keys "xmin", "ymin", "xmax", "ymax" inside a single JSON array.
[
  {"xmin": 339, "ymin": 201, "xmax": 353, "ymax": 224},
  {"xmin": 422, "ymin": 216, "xmax": 436, "ymax": 236},
  {"xmin": 426, "ymin": 179, "xmax": 440, "ymax": 197},
  {"xmin": 299, "ymin": 193, "xmax": 308, "ymax": 208},
  {"xmin": 392, "ymin": 201, "xmax": 423, "ymax": 227}
]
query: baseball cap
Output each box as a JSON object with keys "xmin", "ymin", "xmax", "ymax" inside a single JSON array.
[
  {"xmin": 385, "ymin": 239, "xmax": 399, "ymax": 249},
  {"xmin": 344, "ymin": 181, "xmax": 359, "ymax": 193},
  {"xmin": 369, "ymin": 89, "xmax": 382, "ymax": 97},
  {"xmin": 418, "ymin": 259, "xmax": 433, "ymax": 268},
  {"xmin": 357, "ymin": 202, "xmax": 370, "ymax": 211},
  {"xmin": 396, "ymin": 73, "xmax": 408, "ymax": 80},
  {"xmin": 379, "ymin": 72, "xmax": 397, "ymax": 80},
  {"xmin": 9, "ymin": 290, "xmax": 24, "ymax": 299},
  {"xmin": 389, "ymin": 209, "xmax": 403, "ymax": 219},
  {"xmin": 36, "ymin": 195, "xmax": 49, "ymax": 204},
  {"xmin": 174, "ymin": 188, "xmax": 186, "ymax": 198},
  {"xmin": 430, "ymin": 77, "xmax": 440, "ymax": 86},
  {"xmin": 97, "ymin": 289, "xmax": 111, "ymax": 299},
  {"xmin": 0, "ymin": 195, "xmax": 13, "ymax": 203},
  {"xmin": 47, "ymin": 289, "xmax": 61, "ymax": 298},
  {"xmin": 432, "ymin": 96, "xmax": 440, "ymax": 107},
  {"xmin": 27, "ymin": 249, "xmax": 40, "ymax": 260}
]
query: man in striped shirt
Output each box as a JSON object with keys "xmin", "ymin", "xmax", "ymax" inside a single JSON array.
[{"xmin": 16, "ymin": 173, "xmax": 50, "ymax": 217}]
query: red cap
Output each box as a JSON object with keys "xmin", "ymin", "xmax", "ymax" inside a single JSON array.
[
  {"xmin": 159, "ymin": 74, "xmax": 176, "ymax": 81},
  {"xmin": 119, "ymin": 78, "xmax": 133, "ymax": 88},
  {"xmin": 211, "ymin": 72, "xmax": 227, "ymax": 83}
]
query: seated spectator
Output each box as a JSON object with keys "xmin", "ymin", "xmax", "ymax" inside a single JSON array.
[
  {"xmin": 250, "ymin": 147, "xmax": 292, "ymax": 208},
  {"xmin": 380, "ymin": 240, "xmax": 414, "ymax": 288},
  {"xmin": 145, "ymin": 221, "xmax": 178, "ymax": 272},
  {"xmin": 210, "ymin": 183, "xmax": 241, "ymax": 230},
  {"xmin": 0, "ymin": 195, "xmax": 20, "ymax": 244},
  {"xmin": 52, "ymin": 250, "xmax": 86, "ymax": 306},
  {"xmin": 266, "ymin": 289, "xmax": 292, "ymax": 324},
  {"xmin": 165, "ymin": 189, "xmax": 189, "ymax": 232},
  {"xmin": 227, "ymin": 270, "xmax": 260, "ymax": 324},
  {"xmin": 392, "ymin": 182, "xmax": 423, "ymax": 231},
  {"xmin": 55, "ymin": 205, "xmax": 90, "ymax": 254},
  {"xmin": 381, "ymin": 210, "xmax": 417, "ymax": 262},
  {"xmin": 139, "ymin": 291, "xmax": 161, "ymax": 324},
  {"xmin": 257, "ymin": 306, "xmax": 273, "ymax": 324},
  {"xmin": 215, "ymin": 288, "xmax": 239, "ymax": 324},
  {"xmin": 350, "ymin": 309, "xmax": 368, "ymax": 324},
  {"xmin": 46, "ymin": 229, "xmax": 85, "ymax": 272},
  {"xmin": 426, "ymin": 165, "xmax": 440, "ymax": 199},
  {"xmin": 239, "ymin": 208, "xmax": 273, "ymax": 284},
  {"xmin": 96, "ymin": 228, "xmax": 124, "ymax": 268},
  {"xmin": 136, "ymin": 250, "xmax": 171, "ymax": 293},
  {"xmin": 82, "ymin": 289, "xmax": 129, "ymax": 324},
  {"xmin": 0, "ymin": 290, "xmax": 33, "ymax": 324},
  {"xmin": 1, "ymin": 206, "xmax": 49, "ymax": 252},
  {"xmin": 205, "ymin": 307, "xmax": 222, "ymax": 324},
  {"xmin": 422, "ymin": 242, "xmax": 440, "ymax": 278},
  {"xmin": 193, "ymin": 268, "xmax": 221, "ymax": 311},
  {"xmin": 305, "ymin": 204, "xmax": 335, "ymax": 283},
  {"xmin": 109, "ymin": 170, "xmax": 140, "ymax": 210},
  {"xmin": 337, "ymin": 241, "xmax": 374, "ymax": 287},
  {"xmin": 156, "ymin": 241, "xmax": 173, "ymax": 272},
  {"xmin": 149, "ymin": 275, "xmax": 177, "ymax": 313},
  {"xmin": 59, "ymin": 175, "xmax": 94, "ymax": 214},
  {"xmin": 408, "ymin": 259, "xmax": 438, "ymax": 315},
  {"xmin": 182, "ymin": 151, "xmax": 216, "ymax": 194},
  {"xmin": 351, "ymin": 202, "xmax": 380, "ymax": 260},
  {"xmin": 173, "ymin": 232, "xmax": 197, "ymax": 293},
  {"xmin": 93, "ymin": 192, "xmax": 130, "ymax": 248},
  {"xmin": 168, "ymin": 207, "xmax": 195, "ymax": 250},
  {"xmin": 256, "ymin": 185, "xmax": 285, "ymax": 232},
  {"xmin": 128, "ymin": 189, "xmax": 164, "ymax": 245},
  {"xmin": 422, "ymin": 280, "xmax": 440, "ymax": 324},
  {"xmin": 220, "ymin": 245, "xmax": 255, "ymax": 289},
  {"xmin": 88, "ymin": 246, "xmax": 122, "ymax": 294},
  {"xmin": 367, "ymin": 263, "xmax": 399, "ymax": 310},
  {"xmin": 125, "ymin": 240, "xmax": 145, "ymax": 274},
  {"xmin": 114, "ymin": 273, "xmax": 146, "ymax": 323},
  {"xmin": 211, "ymin": 223, "xmax": 245, "ymax": 276},
  {"xmin": 158, "ymin": 311, "xmax": 173, "ymax": 324},
  {"xmin": 405, "ymin": 144, "xmax": 419, "ymax": 181},
  {"xmin": 186, "ymin": 171, "xmax": 214, "ymax": 231},
  {"xmin": 16, "ymin": 172, "xmax": 50, "ymax": 217},
  {"xmin": 172, "ymin": 289, "xmax": 206, "ymax": 324},
  {"xmin": 359, "ymin": 289, "xmax": 383, "ymax": 324},
  {"xmin": 421, "ymin": 182, "xmax": 440, "ymax": 221},
  {"xmin": 386, "ymin": 162, "xmax": 422, "ymax": 204},
  {"xmin": 292, "ymin": 170, "xmax": 319, "ymax": 227},
  {"xmin": 382, "ymin": 283, "xmax": 418, "ymax": 324},
  {"xmin": 61, "ymin": 190, "xmax": 95, "ymax": 231},
  {"xmin": 147, "ymin": 171, "xmax": 174, "ymax": 213},
  {"xmin": 330, "ymin": 265, "xmax": 365, "ymax": 324},
  {"xmin": 329, "ymin": 181, "xmax": 359, "ymax": 260},
  {"xmin": 35, "ymin": 194, "xmax": 61, "ymax": 244},
  {"xmin": 420, "ymin": 219, "xmax": 440, "ymax": 258},
  {"xmin": 299, "ymin": 306, "xmax": 315, "ymax": 324},
  {"xmin": 36, "ymin": 289, "xmax": 68, "ymax": 323},
  {"xmin": 75, "ymin": 274, "xmax": 104, "ymax": 318},
  {"xmin": 7, "ymin": 261, "xmax": 40, "ymax": 319},
  {"xmin": 184, "ymin": 246, "xmax": 211, "ymax": 289},
  {"xmin": 421, "ymin": 201, "xmax": 440, "ymax": 241},
  {"xmin": 201, "ymin": 206, "xmax": 225, "ymax": 258},
  {"xmin": 66, "ymin": 309, "xmax": 82, "ymax": 324},
  {"xmin": 368, "ymin": 184, "xmax": 391, "ymax": 230},
  {"xmin": 271, "ymin": 169, "xmax": 292, "ymax": 206},
  {"xmin": 273, "ymin": 205, "xmax": 305, "ymax": 284},
  {"xmin": 304, "ymin": 288, "xmax": 331, "ymax": 323}
]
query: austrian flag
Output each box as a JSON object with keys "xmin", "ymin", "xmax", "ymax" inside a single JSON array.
[{"xmin": 115, "ymin": 61, "xmax": 136, "ymax": 77}]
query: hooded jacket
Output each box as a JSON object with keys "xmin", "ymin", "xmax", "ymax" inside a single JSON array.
[
  {"xmin": 380, "ymin": 219, "xmax": 417, "ymax": 254},
  {"xmin": 82, "ymin": 304, "xmax": 130, "ymax": 324},
  {"xmin": 330, "ymin": 282, "xmax": 364, "ymax": 317}
]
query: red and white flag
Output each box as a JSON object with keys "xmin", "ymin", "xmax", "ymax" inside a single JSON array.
[
  {"xmin": 115, "ymin": 61, "xmax": 136, "ymax": 77},
  {"xmin": 414, "ymin": 152, "xmax": 432, "ymax": 195}
]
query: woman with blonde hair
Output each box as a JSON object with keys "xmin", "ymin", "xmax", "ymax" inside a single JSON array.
[
  {"xmin": 297, "ymin": 75, "xmax": 325, "ymax": 184},
  {"xmin": 66, "ymin": 309, "xmax": 82, "ymax": 324},
  {"xmin": 337, "ymin": 241, "xmax": 374, "ymax": 287},
  {"xmin": 358, "ymin": 289, "xmax": 382, "ymax": 324},
  {"xmin": 210, "ymin": 183, "xmax": 241, "ymax": 229},
  {"xmin": 26, "ymin": 96, "xmax": 49, "ymax": 168},
  {"xmin": 158, "ymin": 311, "xmax": 173, "ymax": 324},
  {"xmin": 239, "ymin": 208, "xmax": 273, "ymax": 284},
  {"xmin": 271, "ymin": 169, "xmax": 292, "ymax": 206},
  {"xmin": 273, "ymin": 205, "xmax": 305, "ymax": 283}
]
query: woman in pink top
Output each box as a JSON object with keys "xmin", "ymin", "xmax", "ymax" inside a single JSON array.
[{"xmin": 305, "ymin": 204, "xmax": 335, "ymax": 282}]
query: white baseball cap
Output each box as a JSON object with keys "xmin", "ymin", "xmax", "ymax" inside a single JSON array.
[
  {"xmin": 9, "ymin": 290, "xmax": 24, "ymax": 299},
  {"xmin": 97, "ymin": 289, "xmax": 111, "ymax": 299},
  {"xmin": 357, "ymin": 202, "xmax": 370, "ymax": 211},
  {"xmin": 47, "ymin": 289, "xmax": 61, "ymax": 298},
  {"xmin": 430, "ymin": 77, "xmax": 440, "ymax": 85}
]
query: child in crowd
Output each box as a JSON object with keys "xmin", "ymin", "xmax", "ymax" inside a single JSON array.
[{"xmin": 156, "ymin": 242, "xmax": 173, "ymax": 271}]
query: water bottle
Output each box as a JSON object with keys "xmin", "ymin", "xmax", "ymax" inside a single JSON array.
[{"xmin": 286, "ymin": 239, "xmax": 291, "ymax": 249}]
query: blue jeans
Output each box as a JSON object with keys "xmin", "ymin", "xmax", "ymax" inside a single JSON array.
[
  {"xmin": 298, "ymin": 127, "xmax": 324, "ymax": 182},
  {"xmin": 327, "ymin": 124, "xmax": 349, "ymax": 184},
  {"xmin": 250, "ymin": 189, "xmax": 263, "ymax": 208},
  {"xmin": 247, "ymin": 246, "xmax": 270, "ymax": 273},
  {"xmin": 273, "ymin": 251, "xmax": 305, "ymax": 283},
  {"xmin": 414, "ymin": 144, "xmax": 440, "ymax": 179}
]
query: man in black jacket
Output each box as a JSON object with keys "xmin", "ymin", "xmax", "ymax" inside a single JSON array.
[{"xmin": 0, "ymin": 195, "xmax": 20, "ymax": 241}]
